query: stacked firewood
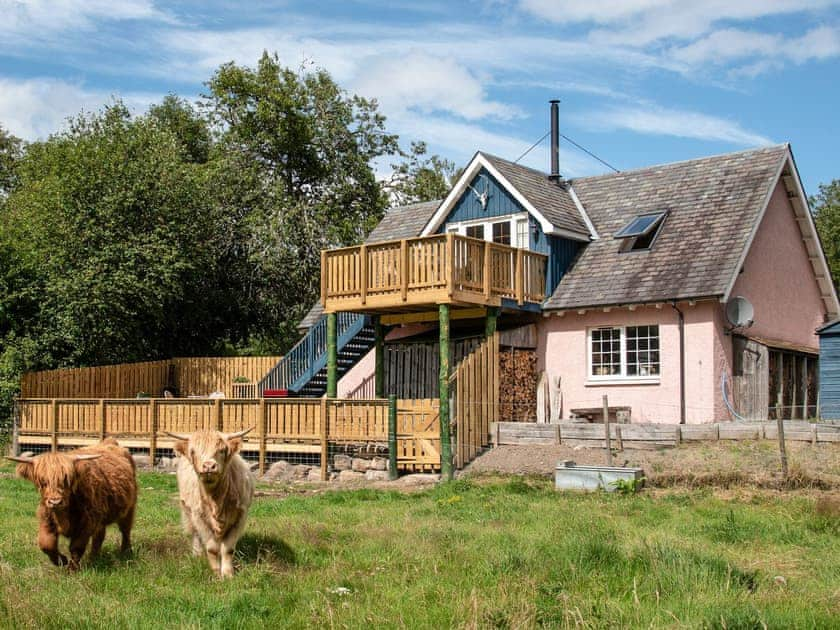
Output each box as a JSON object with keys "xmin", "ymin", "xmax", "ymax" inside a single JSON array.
[{"xmin": 499, "ymin": 348, "xmax": 537, "ymax": 422}]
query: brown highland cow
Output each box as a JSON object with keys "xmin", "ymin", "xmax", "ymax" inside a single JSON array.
[{"xmin": 8, "ymin": 438, "xmax": 138, "ymax": 570}]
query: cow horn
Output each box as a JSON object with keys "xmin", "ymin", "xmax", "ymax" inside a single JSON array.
[
  {"xmin": 6, "ymin": 455, "xmax": 34, "ymax": 464},
  {"xmin": 164, "ymin": 431, "xmax": 191, "ymax": 441},
  {"xmin": 224, "ymin": 427, "xmax": 254, "ymax": 440},
  {"xmin": 73, "ymin": 454, "xmax": 102, "ymax": 462}
]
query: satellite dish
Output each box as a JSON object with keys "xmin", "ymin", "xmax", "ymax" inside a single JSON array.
[{"xmin": 726, "ymin": 296, "xmax": 754, "ymax": 328}]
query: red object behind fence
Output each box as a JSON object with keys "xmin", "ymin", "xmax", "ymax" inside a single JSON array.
[{"xmin": 263, "ymin": 389, "xmax": 289, "ymax": 398}]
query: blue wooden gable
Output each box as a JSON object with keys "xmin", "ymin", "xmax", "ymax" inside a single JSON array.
[{"xmin": 436, "ymin": 168, "xmax": 583, "ymax": 298}]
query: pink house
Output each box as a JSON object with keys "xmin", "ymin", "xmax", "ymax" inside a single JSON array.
[{"xmin": 289, "ymin": 141, "xmax": 837, "ymax": 425}]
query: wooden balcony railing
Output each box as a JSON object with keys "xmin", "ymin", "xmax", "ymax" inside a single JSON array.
[{"xmin": 321, "ymin": 234, "xmax": 547, "ymax": 313}]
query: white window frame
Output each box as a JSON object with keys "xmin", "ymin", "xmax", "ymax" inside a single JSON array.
[
  {"xmin": 586, "ymin": 325, "xmax": 661, "ymax": 385},
  {"xmin": 445, "ymin": 212, "xmax": 530, "ymax": 250}
]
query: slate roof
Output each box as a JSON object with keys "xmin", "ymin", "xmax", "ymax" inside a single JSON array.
[
  {"xmin": 298, "ymin": 200, "xmax": 441, "ymax": 330},
  {"xmin": 544, "ymin": 144, "xmax": 789, "ymax": 310},
  {"xmin": 482, "ymin": 153, "xmax": 590, "ymax": 238},
  {"xmin": 365, "ymin": 200, "xmax": 440, "ymax": 242},
  {"xmin": 300, "ymin": 144, "xmax": 793, "ymax": 327}
]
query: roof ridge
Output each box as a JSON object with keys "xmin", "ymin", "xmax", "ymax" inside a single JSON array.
[
  {"xmin": 569, "ymin": 143, "xmax": 789, "ymax": 184},
  {"xmin": 479, "ymin": 151, "xmax": 554, "ymax": 179}
]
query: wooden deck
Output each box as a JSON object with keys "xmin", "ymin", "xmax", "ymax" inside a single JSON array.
[{"xmin": 321, "ymin": 234, "xmax": 547, "ymax": 313}]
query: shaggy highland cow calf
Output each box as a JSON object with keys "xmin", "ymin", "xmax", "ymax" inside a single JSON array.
[
  {"xmin": 8, "ymin": 438, "xmax": 138, "ymax": 570},
  {"xmin": 168, "ymin": 428, "xmax": 255, "ymax": 578}
]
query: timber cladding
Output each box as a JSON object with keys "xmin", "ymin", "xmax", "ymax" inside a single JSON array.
[{"xmin": 20, "ymin": 357, "xmax": 281, "ymax": 399}]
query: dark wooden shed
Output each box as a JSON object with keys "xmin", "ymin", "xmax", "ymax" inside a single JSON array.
[{"xmin": 817, "ymin": 319, "xmax": 840, "ymax": 419}]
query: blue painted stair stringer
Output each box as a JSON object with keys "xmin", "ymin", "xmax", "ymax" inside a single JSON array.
[{"xmin": 258, "ymin": 313, "xmax": 371, "ymax": 396}]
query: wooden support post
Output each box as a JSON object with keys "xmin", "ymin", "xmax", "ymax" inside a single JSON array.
[
  {"xmin": 326, "ymin": 312, "xmax": 338, "ymax": 398},
  {"xmin": 388, "ymin": 395, "xmax": 398, "ymax": 480},
  {"xmin": 149, "ymin": 398, "xmax": 158, "ymax": 467},
  {"xmin": 214, "ymin": 398, "xmax": 223, "ymax": 432},
  {"xmin": 802, "ymin": 357, "xmax": 809, "ymax": 419},
  {"xmin": 51, "ymin": 399, "xmax": 59, "ymax": 453},
  {"xmin": 483, "ymin": 242, "xmax": 492, "ymax": 299},
  {"xmin": 360, "ymin": 244, "xmax": 368, "ymax": 305},
  {"xmin": 439, "ymin": 304, "xmax": 453, "ymax": 480},
  {"xmin": 515, "ymin": 249, "xmax": 524, "ymax": 305},
  {"xmin": 615, "ymin": 424, "xmax": 624, "ymax": 452},
  {"xmin": 446, "ymin": 233, "xmax": 455, "ymax": 298},
  {"xmin": 400, "ymin": 239, "xmax": 409, "ymax": 302},
  {"xmin": 776, "ymin": 388, "xmax": 788, "ymax": 478},
  {"xmin": 258, "ymin": 398, "xmax": 267, "ymax": 476},
  {"xmin": 602, "ymin": 395, "xmax": 613, "ymax": 466},
  {"xmin": 98, "ymin": 399, "xmax": 106, "ymax": 440},
  {"xmin": 320, "ymin": 250, "xmax": 327, "ymax": 306},
  {"xmin": 320, "ymin": 398, "xmax": 329, "ymax": 482},
  {"xmin": 374, "ymin": 316, "xmax": 385, "ymax": 398},
  {"xmin": 485, "ymin": 306, "xmax": 498, "ymax": 339}
]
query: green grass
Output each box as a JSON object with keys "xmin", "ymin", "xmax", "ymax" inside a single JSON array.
[{"xmin": 0, "ymin": 465, "xmax": 838, "ymax": 629}]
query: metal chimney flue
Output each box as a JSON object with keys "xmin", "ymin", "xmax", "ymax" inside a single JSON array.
[{"xmin": 549, "ymin": 99, "xmax": 561, "ymax": 181}]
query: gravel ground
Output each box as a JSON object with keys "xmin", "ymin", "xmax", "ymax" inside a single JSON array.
[{"xmin": 460, "ymin": 440, "xmax": 840, "ymax": 488}]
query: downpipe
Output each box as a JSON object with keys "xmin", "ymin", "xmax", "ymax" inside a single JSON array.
[{"xmin": 670, "ymin": 302, "xmax": 686, "ymax": 424}]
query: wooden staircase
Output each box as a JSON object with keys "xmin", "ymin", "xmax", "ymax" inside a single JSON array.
[{"xmin": 256, "ymin": 313, "xmax": 375, "ymax": 398}]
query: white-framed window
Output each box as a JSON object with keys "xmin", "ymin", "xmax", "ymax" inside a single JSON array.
[
  {"xmin": 445, "ymin": 213, "xmax": 531, "ymax": 250},
  {"xmin": 588, "ymin": 325, "xmax": 660, "ymax": 381}
]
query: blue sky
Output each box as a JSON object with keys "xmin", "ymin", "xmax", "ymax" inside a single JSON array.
[{"xmin": 1, "ymin": 0, "xmax": 838, "ymax": 193}]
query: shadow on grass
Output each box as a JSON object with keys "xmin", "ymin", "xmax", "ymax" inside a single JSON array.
[{"xmin": 236, "ymin": 533, "xmax": 297, "ymax": 568}]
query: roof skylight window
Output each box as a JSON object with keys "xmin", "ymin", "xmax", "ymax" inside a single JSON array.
[
  {"xmin": 614, "ymin": 211, "xmax": 667, "ymax": 239},
  {"xmin": 614, "ymin": 210, "xmax": 668, "ymax": 252}
]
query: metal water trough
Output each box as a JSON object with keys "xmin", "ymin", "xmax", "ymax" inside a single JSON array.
[{"xmin": 554, "ymin": 460, "xmax": 645, "ymax": 492}]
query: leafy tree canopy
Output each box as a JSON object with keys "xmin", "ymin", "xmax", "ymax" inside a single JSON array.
[{"xmin": 812, "ymin": 180, "xmax": 840, "ymax": 288}]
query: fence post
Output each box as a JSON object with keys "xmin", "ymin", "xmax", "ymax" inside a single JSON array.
[
  {"xmin": 258, "ymin": 398, "xmax": 267, "ymax": 477},
  {"xmin": 320, "ymin": 399, "xmax": 329, "ymax": 481},
  {"xmin": 11, "ymin": 397, "xmax": 20, "ymax": 456},
  {"xmin": 215, "ymin": 399, "xmax": 223, "ymax": 432},
  {"xmin": 51, "ymin": 399, "xmax": 59, "ymax": 453},
  {"xmin": 439, "ymin": 304, "xmax": 453, "ymax": 480},
  {"xmin": 388, "ymin": 395, "xmax": 398, "ymax": 480},
  {"xmin": 149, "ymin": 399, "xmax": 158, "ymax": 467},
  {"xmin": 602, "ymin": 395, "xmax": 613, "ymax": 466},
  {"xmin": 776, "ymin": 388, "xmax": 788, "ymax": 478},
  {"xmin": 99, "ymin": 399, "xmax": 106, "ymax": 440}
]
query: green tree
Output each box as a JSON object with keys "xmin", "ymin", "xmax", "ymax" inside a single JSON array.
[
  {"xmin": 0, "ymin": 102, "xmax": 225, "ymax": 372},
  {"xmin": 202, "ymin": 52, "xmax": 401, "ymax": 349},
  {"xmin": 385, "ymin": 141, "xmax": 459, "ymax": 206},
  {"xmin": 812, "ymin": 180, "xmax": 840, "ymax": 288},
  {"xmin": 148, "ymin": 95, "xmax": 212, "ymax": 164},
  {"xmin": 0, "ymin": 125, "xmax": 23, "ymax": 197}
]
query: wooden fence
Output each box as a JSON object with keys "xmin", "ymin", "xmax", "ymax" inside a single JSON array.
[
  {"xmin": 20, "ymin": 357, "xmax": 281, "ymax": 400},
  {"xmin": 492, "ymin": 420, "xmax": 840, "ymax": 447},
  {"xmin": 15, "ymin": 397, "xmax": 442, "ymax": 476},
  {"xmin": 453, "ymin": 333, "xmax": 499, "ymax": 468}
]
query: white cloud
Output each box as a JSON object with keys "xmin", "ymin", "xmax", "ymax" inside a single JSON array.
[
  {"xmin": 671, "ymin": 26, "xmax": 840, "ymax": 67},
  {"xmin": 0, "ymin": 0, "xmax": 170, "ymax": 38},
  {"xmin": 0, "ymin": 78, "xmax": 158, "ymax": 140},
  {"xmin": 577, "ymin": 105, "xmax": 773, "ymax": 147},
  {"xmin": 352, "ymin": 51, "xmax": 520, "ymax": 121}
]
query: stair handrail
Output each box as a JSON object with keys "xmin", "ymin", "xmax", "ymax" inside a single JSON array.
[{"xmin": 257, "ymin": 312, "xmax": 365, "ymax": 395}]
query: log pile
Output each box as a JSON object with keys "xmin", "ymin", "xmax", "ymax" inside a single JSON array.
[{"xmin": 499, "ymin": 348, "xmax": 537, "ymax": 422}]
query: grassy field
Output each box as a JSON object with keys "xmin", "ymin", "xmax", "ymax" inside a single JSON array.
[{"xmin": 0, "ymin": 464, "xmax": 837, "ymax": 629}]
